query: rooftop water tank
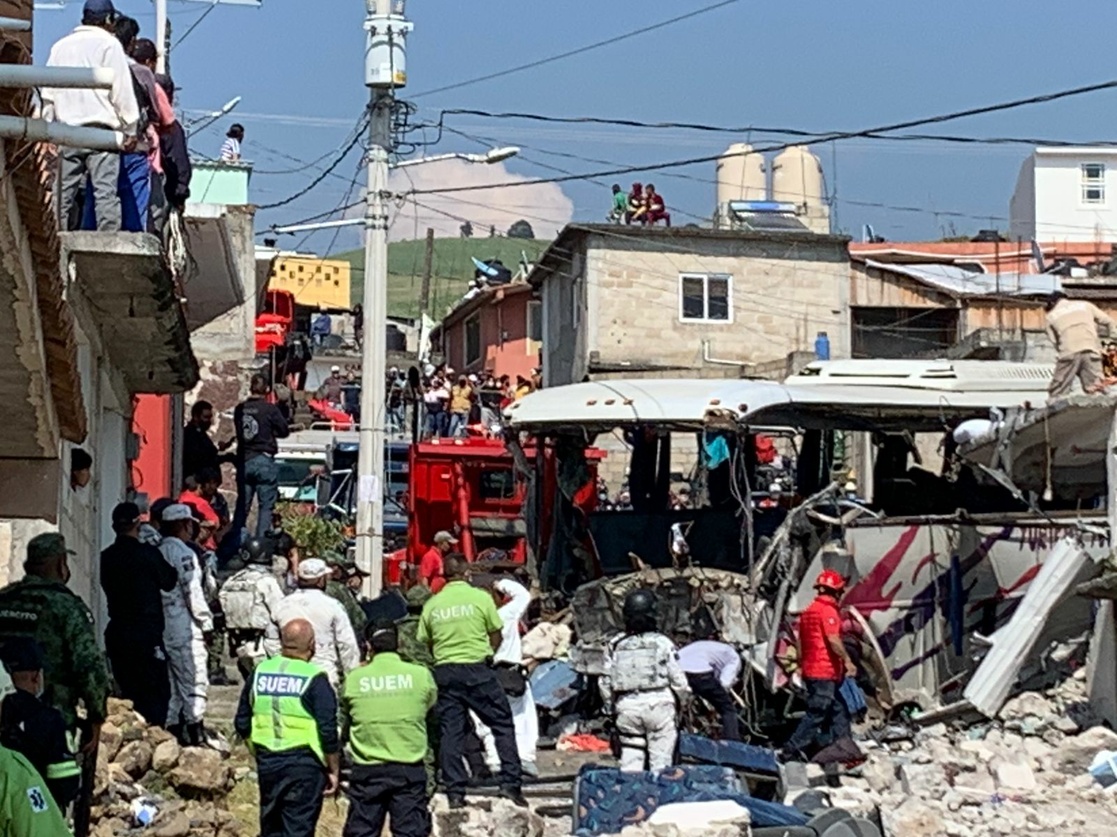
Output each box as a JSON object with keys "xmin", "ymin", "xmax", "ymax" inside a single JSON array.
[
  {"xmin": 716, "ymin": 143, "xmax": 765, "ymax": 227},
  {"xmin": 771, "ymin": 146, "xmax": 830, "ymax": 234}
]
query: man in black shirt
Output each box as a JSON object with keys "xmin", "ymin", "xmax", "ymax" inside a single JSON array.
[
  {"xmin": 183, "ymin": 400, "xmax": 233, "ymax": 483},
  {"xmin": 233, "ymin": 374, "xmax": 290, "ymax": 539},
  {"xmin": 0, "ymin": 637, "xmax": 79, "ymax": 809},
  {"xmin": 100, "ymin": 502, "xmax": 178, "ymax": 726}
]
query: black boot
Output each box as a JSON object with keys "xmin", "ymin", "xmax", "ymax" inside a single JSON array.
[
  {"xmin": 168, "ymin": 724, "xmax": 188, "ymax": 746},
  {"xmin": 185, "ymin": 722, "xmax": 204, "ymax": 747}
]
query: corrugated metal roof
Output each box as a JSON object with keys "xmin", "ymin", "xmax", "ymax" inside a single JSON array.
[{"xmin": 863, "ymin": 259, "xmax": 1062, "ymax": 297}]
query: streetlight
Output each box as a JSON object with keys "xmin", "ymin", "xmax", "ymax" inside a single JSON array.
[
  {"xmin": 184, "ymin": 96, "xmax": 242, "ymax": 135},
  {"xmin": 268, "ymin": 147, "xmax": 520, "ymax": 236}
]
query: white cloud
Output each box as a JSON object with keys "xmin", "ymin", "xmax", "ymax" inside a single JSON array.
[{"xmin": 384, "ymin": 158, "xmax": 574, "ymax": 241}]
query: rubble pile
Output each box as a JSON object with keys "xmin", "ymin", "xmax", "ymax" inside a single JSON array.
[
  {"xmin": 431, "ymin": 796, "xmax": 547, "ymax": 837},
  {"xmin": 827, "ymin": 673, "xmax": 1117, "ymax": 837},
  {"xmin": 89, "ymin": 698, "xmax": 241, "ymax": 837}
]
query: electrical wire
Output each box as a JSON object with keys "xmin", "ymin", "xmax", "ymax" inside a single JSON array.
[
  {"xmin": 171, "ymin": 2, "xmax": 218, "ymax": 50},
  {"xmin": 410, "ymin": 0, "xmax": 741, "ymax": 99},
  {"xmin": 408, "ymin": 78, "xmax": 1117, "ymax": 195},
  {"xmin": 255, "ymin": 109, "xmax": 370, "ymax": 211}
]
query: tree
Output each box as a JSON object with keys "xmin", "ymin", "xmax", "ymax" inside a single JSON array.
[{"xmin": 507, "ymin": 219, "xmax": 535, "ymax": 240}]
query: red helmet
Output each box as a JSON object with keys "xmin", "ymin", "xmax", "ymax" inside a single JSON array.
[{"xmin": 815, "ymin": 570, "xmax": 846, "ymax": 593}]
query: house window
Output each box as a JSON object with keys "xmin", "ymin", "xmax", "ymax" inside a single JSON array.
[
  {"xmin": 464, "ymin": 314, "xmax": 481, "ymax": 366},
  {"xmin": 1082, "ymin": 163, "xmax": 1106, "ymax": 204},
  {"xmin": 527, "ymin": 300, "xmax": 543, "ymax": 343},
  {"xmin": 679, "ymin": 273, "xmax": 732, "ymax": 322}
]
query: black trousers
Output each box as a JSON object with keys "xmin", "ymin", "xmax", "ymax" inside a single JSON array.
[
  {"xmin": 686, "ymin": 671, "xmax": 740, "ymax": 741},
  {"xmin": 344, "ymin": 763, "xmax": 429, "ymax": 837},
  {"xmin": 785, "ymin": 679, "xmax": 851, "ymax": 757},
  {"xmin": 258, "ymin": 757, "xmax": 326, "ymax": 837},
  {"xmin": 105, "ymin": 625, "xmax": 170, "ymax": 728},
  {"xmin": 433, "ymin": 663, "xmax": 521, "ymax": 798}
]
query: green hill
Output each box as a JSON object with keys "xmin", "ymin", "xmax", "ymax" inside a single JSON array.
[{"xmin": 340, "ymin": 237, "xmax": 551, "ymax": 319}]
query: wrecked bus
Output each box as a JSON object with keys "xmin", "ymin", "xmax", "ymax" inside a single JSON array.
[{"xmin": 505, "ymin": 360, "xmax": 1105, "ymax": 711}]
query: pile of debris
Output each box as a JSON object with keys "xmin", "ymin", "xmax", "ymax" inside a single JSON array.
[
  {"xmin": 89, "ymin": 698, "xmax": 241, "ymax": 837},
  {"xmin": 823, "ymin": 672, "xmax": 1117, "ymax": 837}
]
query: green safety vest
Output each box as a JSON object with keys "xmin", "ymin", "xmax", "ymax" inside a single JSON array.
[{"xmin": 249, "ymin": 656, "xmax": 325, "ymax": 764}]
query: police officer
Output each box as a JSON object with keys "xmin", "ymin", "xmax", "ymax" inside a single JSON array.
[
  {"xmin": 341, "ymin": 621, "xmax": 436, "ymax": 837},
  {"xmin": 0, "ymin": 638, "xmax": 80, "ymax": 809},
  {"xmin": 0, "ymin": 533, "xmax": 109, "ymax": 762},
  {"xmin": 417, "ymin": 554, "xmax": 526, "ymax": 808},
  {"xmin": 265, "ymin": 559, "xmax": 360, "ymax": 690},
  {"xmin": 220, "ymin": 538, "xmax": 285, "ymax": 679},
  {"xmin": 100, "ymin": 501, "xmax": 178, "ymax": 726},
  {"xmin": 234, "ymin": 618, "xmax": 340, "ymax": 837},
  {"xmin": 0, "ymin": 664, "xmax": 72, "ymax": 836},
  {"xmin": 600, "ymin": 589, "xmax": 689, "ymax": 772}
]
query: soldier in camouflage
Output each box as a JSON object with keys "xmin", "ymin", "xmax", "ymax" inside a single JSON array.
[
  {"xmin": 324, "ymin": 553, "xmax": 367, "ymax": 648},
  {"xmin": 397, "ymin": 585, "xmax": 433, "ymax": 668},
  {"xmin": 0, "ymin": 533, "xmax": 110, "ymax": 751}
]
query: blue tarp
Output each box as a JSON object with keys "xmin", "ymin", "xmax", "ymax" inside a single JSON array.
[
  {"xmin": 677, "ymin": 733, "xmax": 780, "ymax": 776},
  {"xmin": 573, "ymin": 765, "xmax": 808, "ymax": 835},
  {"xmin": 530, "ymin": 660, "xmax": 580, "ymax": 711}
]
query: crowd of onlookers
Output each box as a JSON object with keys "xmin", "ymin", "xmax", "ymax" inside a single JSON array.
[
  {"xmin": 391, "ymin": 364, "xmax": 542, "ymax": 439},
  {"xmin": 608, "ymin": 181, "xmax": 671, "ymax": 226},
  {"xmin": 44, "ymin": 1, "xmax": 198, "ymax": 235}
]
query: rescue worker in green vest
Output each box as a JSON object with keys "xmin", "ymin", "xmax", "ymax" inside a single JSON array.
[
  {"xmin": 418, "ymin": 553, "xmax": 526, "ymax": 808},
  {"xmin": 341, "ymin": 620, "xmax": 437, "ymax": 837},
  {"xmin": 0, "ymin": 658, "xmax": 73, "ymax": 835},
  {"xmin": 234, "ymin": 618, "xmax": 340, "ymax": 837}
]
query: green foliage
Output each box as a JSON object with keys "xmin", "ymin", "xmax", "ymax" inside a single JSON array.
[{"xmin": 278, "ymin": 503, "xmax": 347, "ymax": 558}]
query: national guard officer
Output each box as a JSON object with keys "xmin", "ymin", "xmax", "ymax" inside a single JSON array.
[
  {"xmin": 0, "ymin": 663, "xmax": 72, "ymax": 835},
  {"xmin": 324, "ymin": 553, "xmax": 368, "ymax": 645},
  {"xmin": 397, "ymin": 586, "xmax": 433, "ymax": 668},
  {"xmin": 417, "ymin": 554, "xmax": 525, "ymax": 808},
  {"xmin": 220, "ymin": 537, "xmax": 285, "ymax": 678},
  {"xmin": 234, "ymin": 618, "xmax": 340, "ymax": 837},
  {"xmin": 599, "ymin": 588, "xmax": 690, "ymax": 772},
  {"xmin": 0, "ymin": 638, "xmax": 80, "ymax": 809},
  {"xmin": 0, "ymin": 533, "xmax": 109, "ymax": 761},
  {"xmin": 341, "ymin": 621, "xmax": 436, "ymax": 837}
]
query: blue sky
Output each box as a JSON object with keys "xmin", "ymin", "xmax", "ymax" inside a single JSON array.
[{"xmin": 32, "ymin": 0, "xmax": 1117, "ymax": 250}]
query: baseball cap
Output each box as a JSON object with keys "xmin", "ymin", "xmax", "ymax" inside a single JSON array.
[
  {"xmin": 297, "ymin": 558, "xmax": 331, "ymax": 581},
  {"xmin": 161, "ymin": 503, "xmax": 197, "ymax": 522},
  {"xmin": 83, "ymin": 0, "xmax": 117, "ymax": 20},
  {"xmin": 0, "ymin": 637, "xmax": 44, "ymax": 673},
  {"xmin": 433, "ymin": 531, "xmax": 459, "ymax": 545},
  {"xmin": 26, "ymin": 533, "xmax": 74, "ymax": 566},
  {"xmin": 331, "ymin": 365, "xmax": 341, "ymax": 373},
  {"xmin": 111, "ymin": 501, "xmax": 142, "ymax": 528}
]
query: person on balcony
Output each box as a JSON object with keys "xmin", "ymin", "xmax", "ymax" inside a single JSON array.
[
  {"xmin": 43, "ymin": 0, "xmax": 140, "ymax": 232},
  {"xmin": 220, "ymin": 124, "xmax": 245, "ymax": 162}
]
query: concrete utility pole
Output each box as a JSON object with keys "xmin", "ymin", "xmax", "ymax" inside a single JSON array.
[{"xmin": 357, "ymin": 0, "xmax": 412, "ymax": 598}]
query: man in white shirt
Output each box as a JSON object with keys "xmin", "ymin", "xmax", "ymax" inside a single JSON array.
[
  {"xmin": 474, "ymin": 577, "xmax": 539, "ymax": 776},
  {"xmin": 42, "ymin": 0, "xmax": 139, "ymax": 232},
  {"xmin": 678, "ymin": 634, "xmax": 742, "ymax": 741}
]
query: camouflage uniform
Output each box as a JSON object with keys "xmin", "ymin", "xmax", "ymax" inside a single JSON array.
[
  {"xmin": 0, "ymin": 535, "xmax": 110, "ymax": 730},
  {"xmin": 397, "ymin": 586, "xmax": 434, "ymax": 669},
  {"xmin": 325, "ymin": 579, "xmax": 367, "ymax": 644}
]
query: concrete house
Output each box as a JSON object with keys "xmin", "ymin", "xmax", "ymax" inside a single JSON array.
[{"xmin": 528, "ymin": 224, "xmax": 851, "ymax": 386}]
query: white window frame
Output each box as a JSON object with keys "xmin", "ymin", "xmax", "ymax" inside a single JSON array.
[
  {"xmin": 463, "ymin": 313, "xmax": 481, "ymax": 366},
  {"xmin": 527, "ymin": 300, "xmax": 543, "ymax": 349},
  {"xmin": 678, "ymin": 273, "xmax": 733, "ymax": 323},
  {"xmin": 1081, "ymin": 162, "xmax": 1106, "ymax": 205}
]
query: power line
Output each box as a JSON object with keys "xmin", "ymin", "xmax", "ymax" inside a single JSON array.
[
  {"xmin": 171, "ymin": 2, "xmax": 218, "ymax": 50},
  {"xmin": 410, "ymin": 0, "xmax": 740, "ymax": 99},
  {"xmin": 255, "ymin": 110, "xmax": 370, "ymax": 210},
  {"xmin": 441, "ymin": 108, "xmax": 1117, "ymax": 148},
  {"xmin": 408, "ymin": 78, "xmax": 1117, "ymax": 196}
]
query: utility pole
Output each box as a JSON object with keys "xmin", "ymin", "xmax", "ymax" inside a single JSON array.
[
  {"xmin": 419, "ymin": 226, "xmax": 435, "ymax": 317},
  {"xmin": 155, "ymin": 0, "xmax": 167, "ymax": 73},
  {"xmin": 357, "ymin": 0, "xmax": 412, "ymax": 598}
]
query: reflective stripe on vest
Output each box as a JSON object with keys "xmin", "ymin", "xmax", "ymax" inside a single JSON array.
[{"xmin": 249, "ymin": 656, "xmax": 324, "ymax": 764}]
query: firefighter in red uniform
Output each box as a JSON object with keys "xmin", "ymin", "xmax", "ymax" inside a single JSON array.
[{"xmin": 781, "ymin": 570, "xmax": 857, "ymax": 761}]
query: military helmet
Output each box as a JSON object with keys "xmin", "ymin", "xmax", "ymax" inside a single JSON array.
[
  {"xmin": 622, "ymin": 588, "xmax": 657, "ymax": 629},
  {"xmin": 406, "ymin": 585, "xmax": 432, "ymax": 612},
  {"xmin": 243, "ymin": 537, "xmax": 270, "ymax": 564}
]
